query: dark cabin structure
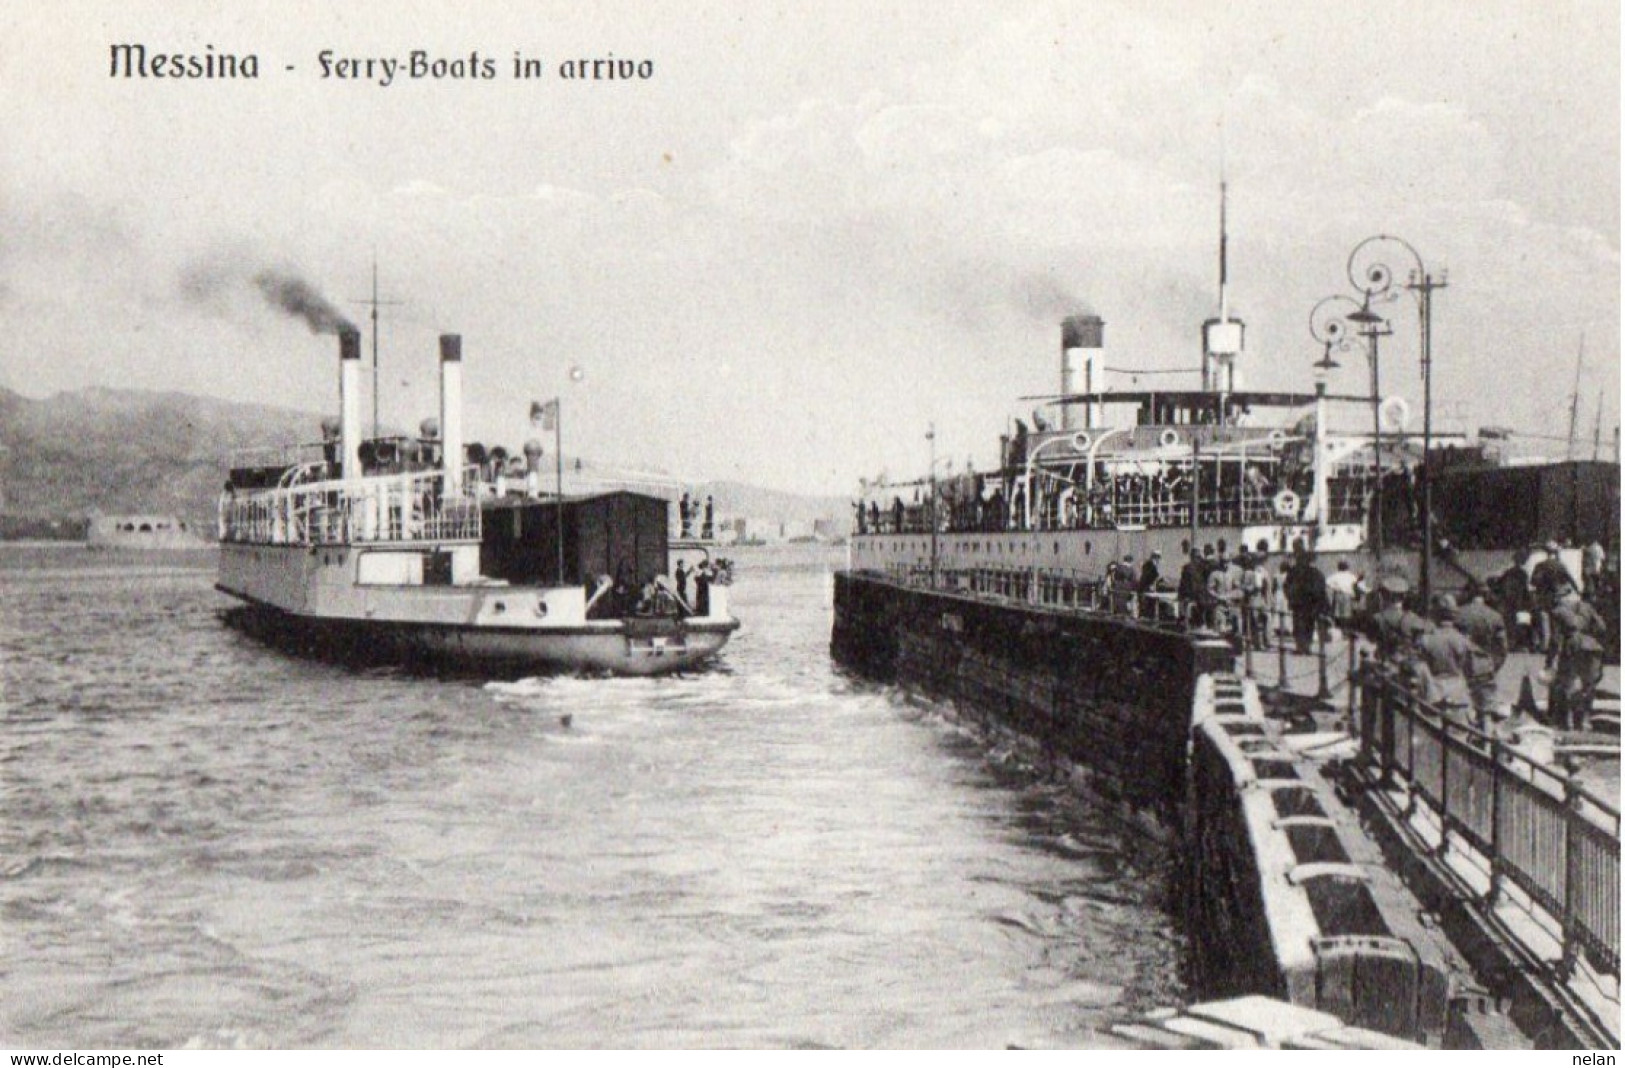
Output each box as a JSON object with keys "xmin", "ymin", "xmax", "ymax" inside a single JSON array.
[
  {"xmin": 1432, "ymin": 460, "xmax": 1619, "ymax": 551},
  {"xmin": 481, "ymin": 491, "xmax": 670, "ymax": 589}
]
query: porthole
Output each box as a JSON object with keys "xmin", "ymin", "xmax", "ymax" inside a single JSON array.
[{"xmin": 493, "ymin": 601, "xmax": 507, "ymax": 615}]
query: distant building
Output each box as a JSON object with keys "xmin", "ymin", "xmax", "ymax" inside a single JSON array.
[{"xmin": 87, "ymin": 514, "xmax": 204, "ymax": 549}]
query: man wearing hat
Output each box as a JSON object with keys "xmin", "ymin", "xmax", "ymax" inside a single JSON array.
[
  {"xmin": 1549, "ymin": 586, "xmax": 1608, "ymax": 730},
  {"xmin": 1531, "ymin": 541, "xmax": 1579, "ymax": 665},
  {"xmin": 1455, "ymin": 583, "xmax": 1508, "ymax": 675},
  {"xmin": 1416, "ymin": 595, "xmax": 1479, "ymax": 720},
  {"xmin": 1365, "ymin": 575, "xmax": 1417, "ymax": 659},
  {"xmin": 1138, "ymin": 550, "xmax": 1164, "ymax": 594}
]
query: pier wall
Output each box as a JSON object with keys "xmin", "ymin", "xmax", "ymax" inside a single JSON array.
[
  {"xmin": 1188, "ymin": 676, "xmax": 1453, "ymax": 1043},
  {"xmin": 832, "ymin": 570, "xmax": 1458, "ymax": 1045},
  {"xmin": 832, "ymin": 569, "xmax": 1231, "ymax": 823}
]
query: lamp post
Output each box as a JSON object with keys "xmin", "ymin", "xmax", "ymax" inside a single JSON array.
[
  {"xmin": 1308, "ymin": 296, "xmax": 1357, "ymax": 535},
  {"xmin": 1347, "ymin": 236, "xmax": 1446, "ymax": 603},
  {"xmin": 1346, "ymin": 297, "xmax": 1392, "ymax": 563}
]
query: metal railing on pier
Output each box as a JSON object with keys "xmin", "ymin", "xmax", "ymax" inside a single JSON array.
[{"xmin": 1357, "ymin": 661, "xmax": 1620, "ymax": 979}]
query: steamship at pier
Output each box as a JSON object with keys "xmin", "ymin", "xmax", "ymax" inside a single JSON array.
[
  {"xmin": 853, "ymin": 307, "xmax": 1375, "ymax": 600},
  {"xmin": 215, "ymin": 328, "xmax": 739, "ymax": 675},
  {"xmin": 852, "ymin": 226, "xmax": 1617, "ymax": 603}
]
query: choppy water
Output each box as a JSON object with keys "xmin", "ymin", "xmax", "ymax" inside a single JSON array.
[{"xmin": 0, "ymin": 543, "xmax": 1184, "ymax": 1048}]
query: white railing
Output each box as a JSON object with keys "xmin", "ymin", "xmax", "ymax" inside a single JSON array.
[{"xmin": 221, "ymin": 468, "xmax": 481, "ymax": 546}]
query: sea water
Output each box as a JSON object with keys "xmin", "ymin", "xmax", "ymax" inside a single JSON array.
[{"xmin": 0, "ymin": 543, "xmax": 1183, "ymax": 1048}]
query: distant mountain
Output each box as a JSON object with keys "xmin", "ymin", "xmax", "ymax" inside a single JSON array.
[{"xmin": 0, "ymin": 386, "xmax": 851, "ymax": 536}]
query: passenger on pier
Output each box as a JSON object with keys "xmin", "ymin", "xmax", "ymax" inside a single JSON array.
[
  {"xmin": 1177, "ymin": 549, "xmax": 1212, "ymax": 627},
  {"xmin": 1455, "ymin": 584, "xmax": 1507, "ymax": 674},
  {"xmin": 1283, "ymin": 551, "xmax": 1329, "ymax": 654},
  {"xmin": 1239, "ymin": 553, "xmax": 1271, "ymax": 650},
  {"xmin": 1138, "ymin": 550, "xmax": 1163, "ymax": 594},
  {"xmin": 1491, "ymin": 550, "xmax": 1534, "ymax": 652},
  {"xmin": 1416, "ymin": 597, "xmax": 1482, "ymax": 722},
  {"xmin": 1110, "ymin": 557, "xmax": 1138, "ymax": 614},
  {"xmin": 1532, "ymin": 541, "xmax": 1579, "ymax": 664},
  {"xmin": 1549, "ymin": 587, "xmax": 1609, "ymax": 730},
  {"xmin": 892, "ymin": 497, "xmax": 905, "ymax": 534},
  {"xmin": 1207, "ymin": 551, "xmax": 1242, "ymax": 634},
  {"xmin": 1326, "ymin": 560, "xmax": 1360, "ymax": 629}
]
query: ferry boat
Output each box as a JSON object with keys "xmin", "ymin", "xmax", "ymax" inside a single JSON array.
[
  {"xmin": 850, "ymin": 193, "xmax": 1412, "ymax": 612},
  {"xmin": 216, "ymin": 329, "xmax": 739, "ymax": 674},
  {"xmin": 850, "ymin": 329, "xmax": 1380, "ymax": 619}
]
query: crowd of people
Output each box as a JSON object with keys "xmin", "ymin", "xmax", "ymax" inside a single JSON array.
[
  {"xmin": 1155, "ymin": 536, "xmax": 1615, "ymax": 733},
  {"xmin": 593, "ymin": 556, "xmax": 735, "ymax": 619},
  {"xmin": 1342, "ymin": 541, "xmax": 1612, "ymax": 733}
]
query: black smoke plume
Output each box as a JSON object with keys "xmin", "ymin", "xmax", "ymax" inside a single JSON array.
[
  {"xmin": 251, "ymin": 269, "xmax": 356, "ymax": 335},
  {"xmin": 179, "ymin": 252, "xmax": 356, "ymax": 335}
]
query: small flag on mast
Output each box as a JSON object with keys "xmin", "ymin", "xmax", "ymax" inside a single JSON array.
[{"xmin": 530, "ymin": 398, "xmax": 559, "ymax": 432}]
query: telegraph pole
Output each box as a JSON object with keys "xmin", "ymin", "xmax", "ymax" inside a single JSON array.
[{"xmin": 1406, "ymin": 270, "xmax": 1447, "ymax": 606}]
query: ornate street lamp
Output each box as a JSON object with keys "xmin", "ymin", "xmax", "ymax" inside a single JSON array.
[{"xmin": 1347, "ymin": 236, "xmax": 1447, "ymax": 602}]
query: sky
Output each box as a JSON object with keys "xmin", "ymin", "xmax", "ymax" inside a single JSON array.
[{"xmin": 1, "ymin": 0, "xmax": 1618, "ymax": 494}]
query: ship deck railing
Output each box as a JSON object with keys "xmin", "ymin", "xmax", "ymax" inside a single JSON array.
[
  {"xmin": 873, "ymin": 561, "xmax": 1191, "ymax": 630},
  {"xmin": 220, "ymin": 468, "xmax": 482, "ymax": 546}
]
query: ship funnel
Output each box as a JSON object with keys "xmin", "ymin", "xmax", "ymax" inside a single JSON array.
[
  {"xmin": 439, "ymin": 334, "xmax": 464, "ymax": 495},
  {"xmin": 338, "ymin": 328, "xmax": 363, "ymax": 481},
  {"xmin": 1060, "ymin": 314, "xmax": 1104, "ymax": 430}
]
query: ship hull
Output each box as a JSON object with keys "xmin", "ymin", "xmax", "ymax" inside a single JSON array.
[{"xmin": 219, "ymin": 589, "xmax": 738, "ymax": 676}]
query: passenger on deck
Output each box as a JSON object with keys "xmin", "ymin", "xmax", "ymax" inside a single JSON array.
[
  {"xmin": 675, "ymin": 560, "xmax": 690, "ymax": 606},
  {"xmin": 680, "ymin": 492, "xmax": 693, "ymax": 538},
  {"xmin": 703, "ymin": 495, "xmax": 715, "ymax": 540},
  {"xmin": 693, "ymin": 561, "xmax": 713, "ymax": 617}
]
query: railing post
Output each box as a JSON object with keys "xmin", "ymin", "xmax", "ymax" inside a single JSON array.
[
  {"xmin": 1277, "ymin": 609, "xmax": 1288, "ymax": 691},
  {"xmin": 1437, "ymin": 719, "xmax": 1451, "ymax": 857},
  {"xmin": 1347, "ymin": 634, "xmax": 1359, "ymax": 736},
  {"xmin": 1560, "ymin": 773, "xmax": 1581, "ymax": 979},
  {"xmin": 1403, "ymin": 684, "xmax": 1419, "ymax": 817},
  {"xmin": 1486, "ymin": 736, "xmax": 1503, "ymax": 907},
  {"xmin": 1316, "ymin": 619, "xmax": 1332, "ymax": 700}
]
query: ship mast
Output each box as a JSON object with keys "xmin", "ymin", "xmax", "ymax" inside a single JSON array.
[
  {"xmin": 1566, "ymin": 332, "xmax": 1585, "ymax": 461},
  {"xmin": 353, "ymin": 255, "xmax": 404, "ymax": 440},
  {"xmin": 1201, "ymin": 158, "xmax": 1244, "ymax": 400}
]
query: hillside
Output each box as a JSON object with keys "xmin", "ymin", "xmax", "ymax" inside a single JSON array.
[{"xmin": 0, "ymin": 387, "xmax": 851, "ymax": 536}]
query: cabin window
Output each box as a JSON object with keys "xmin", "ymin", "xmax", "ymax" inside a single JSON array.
[
  {"xmin": 139, "ymin": 523, "xmax": 152, "ymax": 532},
  {"xmin": 1085, "ymin": 541, "xmax": 1092, "ymax": 555}
]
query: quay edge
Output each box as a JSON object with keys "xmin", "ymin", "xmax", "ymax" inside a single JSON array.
[{"xmin": 831, "ymin": 569, "xmax": 1573, "ymax": 1047}]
